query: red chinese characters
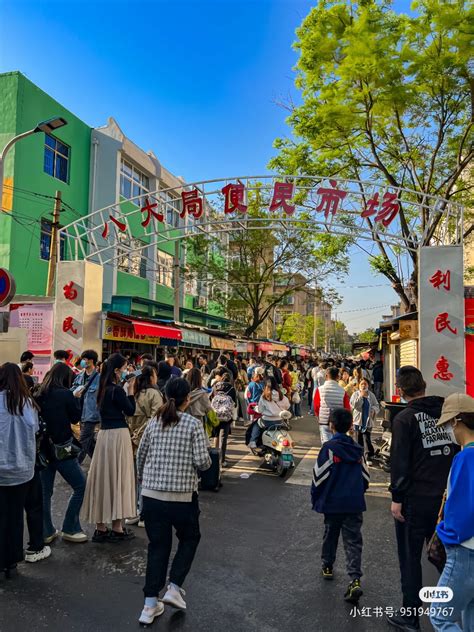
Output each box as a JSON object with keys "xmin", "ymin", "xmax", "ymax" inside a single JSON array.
[
  {"xmin": 62, "ymin": 316, "xmax": 77, "ymax": 335},
  {"xmin": 101, "ymin": 215, "xmax": 127, "ymax": 239},
  {"xmin": 222, "ymin": 183, "xmax": 247, "ymax": 214},
  {"xmin": 63, "ymin": 281, "xmax": 77, "ymax": 301},
  {"xmin": 181, "ymin": 189, "xmax": 203, "ymax": 219},
  {"xmin": 140, "ymin": 197, "xmax": 163, "ymax": 227},
  {"xmin": 433, "ymin": 356, "xmax": 454, "ymax": 382},
  {"xmin": 269, "ymin": 182, "xmax": 295, "ymax": 215},
  {"xmin": 316, "ymin": 179, "xmax": 347, "ymax": 218},
  {"xmin": 435, "ymin": 312, "xmax": 458, "ymax": 335},
  {"xmin": 429, "ymin": 270, "xmax": 451, "ymax": 292},
  {"xmin": 361, "ymin": 191, "xmax": 400, "ymax": 227}
]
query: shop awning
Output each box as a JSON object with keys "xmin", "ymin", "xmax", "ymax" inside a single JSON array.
[
  {"xmin": 257, "ymin": 342, "xmax": 273, "ymax": 352},
  {"xmin": 130, "ymin": 319, "xmax": 182, "ymax": 340}
]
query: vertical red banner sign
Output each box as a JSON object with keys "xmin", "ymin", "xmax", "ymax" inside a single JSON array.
[{"xmin": 465, "ymin": 296, "xmax": 474, "ymax": 397}]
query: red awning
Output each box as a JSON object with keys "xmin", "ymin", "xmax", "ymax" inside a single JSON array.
[
  {"xmin": 130, "ymin": 320, "xmax": 182, "ymax": 340},
  {"xmin": 257, "ymin": 343, "xmax": 273, "ymax": 352}
]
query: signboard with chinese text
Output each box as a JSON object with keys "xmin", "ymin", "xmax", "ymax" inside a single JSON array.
[
  {"xmin": 419, "ymin": 246, "xmax": 465, "ymax": 396},
  {"xmin": 103, "ymin": 319, "xmax": 160, "ymax": 345},
  {"xmin": 210, "ymin": 336, "xmax": 235, "ymax": 351},
  {"xmin": 9, "ymin": 303, "xmax": 54, "ymax": 355},
  {"xmin": 179, "ymin": 328, "xmax": 211, "ymax": 347},
  {"xmin": 53, "ymin": 261, "xmax": 103, "ymax": 359}
]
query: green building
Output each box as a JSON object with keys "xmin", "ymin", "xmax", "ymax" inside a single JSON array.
[
  {"xmin": 0, "ymin": 71, "xmax": 228, "ymax": 334},
  {"xmin": 0, "ymin": 71, "xmax": 91, "ymax": 295}
]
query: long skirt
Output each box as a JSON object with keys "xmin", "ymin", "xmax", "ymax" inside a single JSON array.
[{"xmin": 81, "ymin": 428, "xmax": 136, "ymax": 524}]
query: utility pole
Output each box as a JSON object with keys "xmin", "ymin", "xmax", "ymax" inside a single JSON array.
[
  {"xmin": 173, "ymin": 241, "xmax": 181, "ymax": 322},
  {"xmin": 46, "ymin": 190, "xmax": 62, "ymax": 297}
]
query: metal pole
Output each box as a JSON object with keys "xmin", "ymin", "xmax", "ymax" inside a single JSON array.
[
  {"xmin": 173, "ymin": 240, "xmax": 180, "ymax": 322},
  {"xmin": 0, "ymin": 129, "xmax": 37, "ymax": 212},
  {"xmin": 46, "ymin": 190, "xmax": 62, "ymax": 297}
]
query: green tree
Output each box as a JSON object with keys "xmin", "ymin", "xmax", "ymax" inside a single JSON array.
[
  {"xmin": 355, "ymin": 328, "xmax": 378, "ymax": 343},
  {"xmin": 277, "ymin": 313, "xmax": 316, "ymax": 345},
  {"xmin": 186, "ymin": 190, "xmax": 349, "ymax": 336},
  {"xmin": 270, "ymin": 0, "xmax": 474, "ymax": 310}
]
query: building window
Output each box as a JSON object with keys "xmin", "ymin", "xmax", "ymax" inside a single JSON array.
[
  {"xmin": 160, "ymin": 188, "xmax": 180, "ymax": 227},
  {"xmin": 117, "ymin": 235, "xmax": 147, "ymax": 278},
  {"xmin": 156, "ymin": 251, "xmax": 173, "ymax": 287},
  {"xmin": 40, "ymin": 219, "xmax": 66, "ymax": 261},
  {"xmin": 43, "ymin": 134, "xmax": 70, "ymax": 182},
  {"xmin": 120, "ymin": 159, "xmax": 149, "ymax": 207}
]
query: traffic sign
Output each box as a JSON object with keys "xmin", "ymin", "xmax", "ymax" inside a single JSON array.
[{"xmin": 0, "ymin": 269, "xmax": 16, "ymax": 307}]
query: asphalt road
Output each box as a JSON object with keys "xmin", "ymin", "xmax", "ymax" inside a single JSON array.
[{"xmin": 0, "ymin": 413, "xmax": 438, "ymax": 632}]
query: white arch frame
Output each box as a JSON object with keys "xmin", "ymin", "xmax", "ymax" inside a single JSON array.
[{"xmin": 59, "ymin": 175, "xmax": 464, "ymax": 266}]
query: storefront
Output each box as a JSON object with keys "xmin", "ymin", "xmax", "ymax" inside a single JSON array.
[{"xmin": 102, "ymin": 313, "xmax": 182, "ymax": 358}]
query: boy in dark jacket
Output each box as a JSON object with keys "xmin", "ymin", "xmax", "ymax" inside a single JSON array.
[{"xmin": 311, "ymin": 407, "xmax": 369, "ymax": 604}]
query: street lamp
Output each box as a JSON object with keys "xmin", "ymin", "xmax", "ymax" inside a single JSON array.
[{"xmin": 0, "ymin": 117, "xmax": 68, "ymax": 211}]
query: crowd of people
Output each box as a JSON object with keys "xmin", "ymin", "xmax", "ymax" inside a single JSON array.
[{"xmin": 0, "ymin": 347, "xmax": 472, "ymax": 630}]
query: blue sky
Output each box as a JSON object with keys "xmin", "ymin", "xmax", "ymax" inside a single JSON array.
[{"xmin": 0, "ymin": 0, "xmax": 411, "ymax": 333}]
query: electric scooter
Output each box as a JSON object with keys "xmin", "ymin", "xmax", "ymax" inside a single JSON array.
[{"xmin": 250, "ymin": 410, "xmax": 295, "ymax": 477}]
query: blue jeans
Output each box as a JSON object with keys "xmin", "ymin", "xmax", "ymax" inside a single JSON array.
[
  {"xmin": 430, "ymin": 544, "xmax": 474, "ymax": 631},
  {"xmin": 41, "ymin": 457, "xmax": 86, "ymax": 537},
  {"xmin": 250, "ymin": 419, "xmax": 281, "ymax": 443}
]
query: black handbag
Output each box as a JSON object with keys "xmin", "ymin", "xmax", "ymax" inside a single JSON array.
[
  {"xmin": 49, "ymin": 436, "xmax": 81, "ymax": 461},
  {"xmin": 427, "ymin": 491, "xmax": 447, "ymax": 573}
]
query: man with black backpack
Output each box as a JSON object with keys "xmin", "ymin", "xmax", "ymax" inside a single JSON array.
[
  {"xmin": 210, "ymin": 368, "xmax": 237, "ymax": 467},
  {"xmin": 72, "ymin": 350, "xmax": 101, "ymax": 464}
]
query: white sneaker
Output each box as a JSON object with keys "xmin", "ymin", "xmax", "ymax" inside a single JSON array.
[
  {"xmin": 249, "ymin": 441, "xmax": 257, "ymax": 449},
  {"xmin": 25, "ymin": 545, "xmax": 51, "ymax": 563},
  {"xmin": 125, "ymin": 516, "xmax": 140, "ymax": 525},
  {"xmin": 162, "ymin": 584, "xmax": 187, "ymax": 610},
  {"xmin": 61, "ymin": 531, "xmax": 88, "ymax": 543},
  {"xmin": 138, "ymin": 520, "xmax": 145, "ymax": 528},
  {"xmin": 138, "ymin": 602, "xmax": 165, "ymax": 625},
  {"xmin": 44, "ymin": 529, "xmax": 59, "ymax": 544}
]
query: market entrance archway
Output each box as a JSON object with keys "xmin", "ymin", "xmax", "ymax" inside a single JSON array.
[{"xmin": 56, "ymin": 175, "xmax": 465, "ymax": 395}]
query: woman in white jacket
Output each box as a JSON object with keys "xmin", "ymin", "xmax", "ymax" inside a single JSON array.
[
  {"xmin": 248, "ymin": 377, "xmax": 290, "ymax": 449},
  {"xmin": 350, "ymin": 378, "xmax": 379, "ymax": 465}
]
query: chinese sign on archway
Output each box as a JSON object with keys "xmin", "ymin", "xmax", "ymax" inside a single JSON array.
[
  {"xmin": 419, "ymin": 246, "xmax": 465, "ymax": 396},
  {"xmin": 100, "ymin": 179, "xmax": 402, "ymax": 240}
]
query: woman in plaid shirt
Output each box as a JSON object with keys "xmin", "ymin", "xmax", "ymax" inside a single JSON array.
[{"xmin": 136, "ymin": 378, "xmax": 211, "ymax": 625}]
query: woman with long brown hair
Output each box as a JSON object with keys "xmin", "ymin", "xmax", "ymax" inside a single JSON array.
[
  {"xmin": 81, "ymin": 353, "xmax": 136, "ymax": 542},
  {"xmin": 185, "ymin": 367, "xmax": 212, "ymax": 424},
  {"xmin": 136, "ymin": 377, "xmax": 211, "ymax": 624},
  {"xmin": 125, "ymin": 364, "xmax": 162, "ymax": 527},
  {"xmin": 0, "ymin": 363, "xmax": 39, "ymax": 578},
  {"xmin": 36, "ymin": 362, "xmax": 85, "ymax": 543}
]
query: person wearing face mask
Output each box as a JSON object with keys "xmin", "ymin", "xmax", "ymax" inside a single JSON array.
[
  {"xmin": 72, "ymin": 350, "xmax": 101, "ymax": 464},
  {"xmin": 429, "ymin": 393, "xmax": 474, "ymax": 632},
  {"xmin": 387, "ymin": 366, "xmax": 458, "ymax": 632},
  {"xmin": 81, "ymin": 353, "xmax": 136, "ymax": 543}
]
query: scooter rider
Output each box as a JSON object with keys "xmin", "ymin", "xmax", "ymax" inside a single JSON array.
[{"xmin": 248, "ymin": 377, "xmax": 290, "ymax": 449}]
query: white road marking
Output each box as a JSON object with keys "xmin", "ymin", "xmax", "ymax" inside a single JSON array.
[{"xmin": 286, "ymin": 447, "xmax": 319, "ymax": 486}]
